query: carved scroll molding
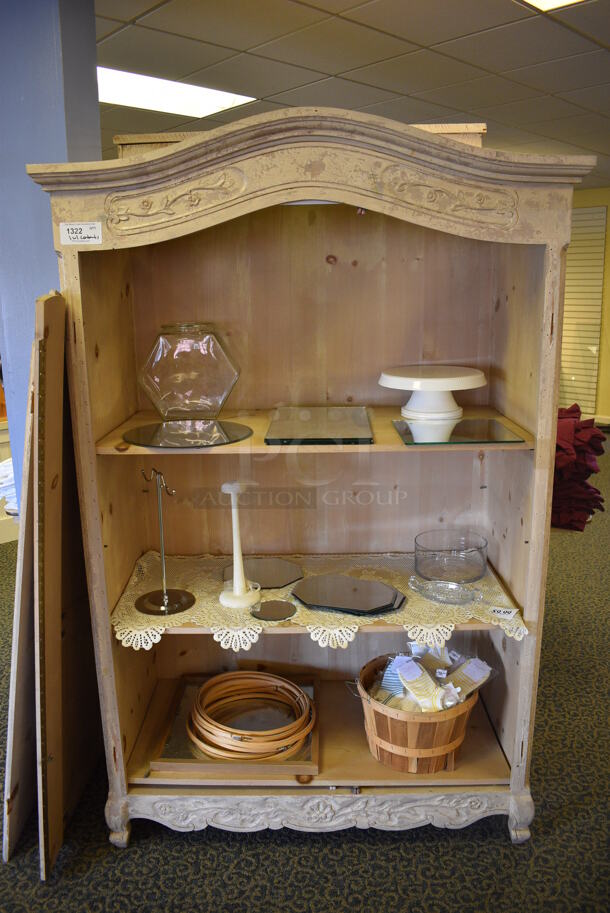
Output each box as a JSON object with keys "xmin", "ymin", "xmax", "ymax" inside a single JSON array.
[
  {"xmin": 127, "ymin": 792, "xmax": 511, "ymax": 835},
  {"xmin": 106, "ymin": 167, "xmax": 246, "ymax": 235},
  {"xmin": 103, "ymin": 145, "xmax": 521, "ymax": 243},
  {"xmin": 376, "ymin": 165, "xmax": 518, "ymax": 231}
]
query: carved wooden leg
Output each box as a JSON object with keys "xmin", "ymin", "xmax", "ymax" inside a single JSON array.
[
  {"xmin": 105, "ymin": 796, "xmax": 131, "ymax": 848},
  {"xmin": 508, "ymin": 791, "xmax": 535, "ymax": 844}
]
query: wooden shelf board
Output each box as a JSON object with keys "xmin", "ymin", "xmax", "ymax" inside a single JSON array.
[
  {"xmin": 96, "ymin": 407, "xmax": 534, "ymax": 456},
  {"xmin": 127, "ymin": 678, "xmax": 510, "ymax": 789},
  {"xmin": 164, "ymin": 619, "xmax": 529, "ymax": 635},
  {"xmin": 159, "ymin": 556, "xmax": 525, "ymax": 636}
]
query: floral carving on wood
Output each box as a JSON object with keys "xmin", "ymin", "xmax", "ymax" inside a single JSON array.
[
  {"xmin": 105, "ymin": 168, "xmax": 247, "ymax": 234},
  {"xmin": 376, "ymin": 165, "xmax": 519, "ymax": 230},
  {"xmin": 129, "ymin": 792, "xmax": 509, "ymax": 834}
]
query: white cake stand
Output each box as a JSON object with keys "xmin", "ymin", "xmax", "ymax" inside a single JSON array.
[{"xmin": 378, "ymin": 365, "xmax": 487, "ymax": 421}]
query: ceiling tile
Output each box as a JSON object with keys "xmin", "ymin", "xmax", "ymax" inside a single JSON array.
[
  {"xmin": 549, "ymin": 0, "xmax": 610, "ymax": 47},
  {"xmin": 413, "ymin": 75, "xmax": 542, "ymax": 109},
  {"xmin": 100, "ymin": 104, "xmax": 198, "ymax": 132},
  {"xmin": 357, "ymin": 96, "xmax": 462, "ymax": 122},
  {"xmin": 158, "ymin": 116, "xmax": 227, "ymax": 132},
  {"xmin": 252, "ymin": 18, "xmax": 415, "ymax": 73},
  {"xmin": 187, "ymin": 53, "xmax": 325, "ymax": 97},
  {"xmin": 95, "ymin": 17, "xmax": 123, "ymax": 40},
  {"xmin": 97, "ymin": 25, "xmax": 235, "ymax": 80},
  {"xmin": 505, "ymin": 50, "xmax": 610, "ymax": 94},
  {"xmin": 268, "ymin": 76, "xmax": 400, "ymax": 107},
  {"xmin": 140, "ymin": 0, "xmax": 327, "ymax": 51},
  {"xmin": 533, "ymin": 112, "xmax": 610, "ymax": 141},
  {"xmin": 345, "ymin": 49, "xmax": 484, "ymax": 94},
  {"xmin": 504, "ymin": 138, "xmax": 599, "ymax": 154},
  {"xmin": 94, "ymin": 0, "xmax": 160, "ymax": 20},
  {"xmin": 101, "ymin": 126, "xmax": 118, "ymax": 147},
  {"xmin": 344, "ymin": 0, "xmax": 534, "ymax": 45},
  {"xmin": 575, "ymin": 134, "xmax": 610, "ymax": 155},
  {"xmin": 559, "ymin": 83, "xmax": 610, "ymax": 117},
  {"xmin": 299, "ymin": 1, "xmax": 363, "ymax": 10},
  {"xmin": 580, "ymin": 170, "xmax": 609, "ymax": 188},
  {"xmin": 473, "ymin": 95, "xmax": 589, "ymax": 125},
  {"xmin": 415, "ymin": 113, "xmax": 487, "ymax": 124},
  {"xmin": 435, "ymin": 16, "xmax": 597, "ymax": 72},
  {"xmin": 482, "ymin": 119, "xmax": 540, "ymax": 145},
  {"xmin": 209, "ymin": 99, "xmax": 288, "ymax": 123}
]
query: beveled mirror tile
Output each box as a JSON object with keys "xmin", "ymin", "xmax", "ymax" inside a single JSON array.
[
  {"xmin": 250, "ymin": 601, "xmax": 298, "ymax": 621},
  {"xmin": 224, "ymin": 558, "xmax": 304, "ymax": 589},
  {"xmin": 292, "ymin": 574, "xmax": 403, "ymax": 616}
]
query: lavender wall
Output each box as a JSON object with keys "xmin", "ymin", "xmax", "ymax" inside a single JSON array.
[{"xmin": 0, "ymin": 0, "xmax": 100, "ymax": 505}]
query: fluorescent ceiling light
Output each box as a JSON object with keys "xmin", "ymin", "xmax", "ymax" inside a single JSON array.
[
  {"xmin": 97, "ymin": 67, "xmax": 255, "ymax": 118},
  {"xmin": 521, "ymin": 0, "xmax": 587, "ymax": 11}
]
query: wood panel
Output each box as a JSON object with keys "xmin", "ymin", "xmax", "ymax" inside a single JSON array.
[
  {"xmin": 485, "ymin": 450, "xmax": 534, "ymax": 611},
  {"xmin": 79, "ymin": 249, "xmax": 137, "ymax": 441},
  {"xmin": 468, "ymin": 627, "xmax": 525, "ymax": 768},
  {"xmin": 96, "ymin": 457, "xmax": 149, "ymax": 612},
  {"xmin": 59, "ymin": 383, "xmax": 102, "ymax": 822},
  {"xmin": 2, "ymin": 351, "xmax": 36, "ymax": 863},
  {"xmin": 136, "ymin": 450, "xmax": 486, "ymax": 556},
  {"xmin": 33, "ymin": 294, "xmax": 65, "ymax": 879},
  {"xmin": 112, "ymin": 636, "xmax": 159, "ymax": 768},
  {"xmin": 129, "ymin": 206, "xmax": 496, "ymax": 412},
  {"xmin": 489, "ymin": 243, "xmax": 546, "ymax": 434}
]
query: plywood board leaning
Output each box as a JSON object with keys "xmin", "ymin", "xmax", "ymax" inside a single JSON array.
[
  {"xmin": 33, "ymin": 293, "xmax": 66, "ymax": 879},
  {"xmin": 2, "ymin": 349, "xmax": 36, "ymax": 862}
]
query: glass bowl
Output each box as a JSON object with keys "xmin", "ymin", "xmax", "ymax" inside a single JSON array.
[
  {"xmin": 139, "ymin": 322, "xmax": 239, "ymax": 420},
  {"xmin": 414, "ymin": 529, "xmax": 488, "ymax": 583}
]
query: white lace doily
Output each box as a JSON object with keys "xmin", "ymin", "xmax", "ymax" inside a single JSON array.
[{"xmin": 111, "ymin": 551, "xmax": 527, "ymax": 652}]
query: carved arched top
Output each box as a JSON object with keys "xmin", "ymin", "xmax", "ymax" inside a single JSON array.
[{"xmin": 28, "ymin": 107, "xmax": 595, "ymax": 248}]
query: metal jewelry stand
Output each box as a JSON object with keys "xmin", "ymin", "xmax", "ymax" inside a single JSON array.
[{"xmin": 135, "ymin": 469, "xmax": 195, "ymax": 616}]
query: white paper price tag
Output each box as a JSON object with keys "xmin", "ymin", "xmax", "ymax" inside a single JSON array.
[
  {"xmin": 490, "ymin": 606, "xmax": 517, "ymax": 620},
  {"xmin": 435, "ymin": 668, "xmax": 447, "ymax": 679},
  {"xmin": 60, "ymin": 221, "xmax": 102, "ymax": 245}
]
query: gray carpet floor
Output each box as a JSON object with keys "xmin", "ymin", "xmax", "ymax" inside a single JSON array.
[{"xmin": 0, "ymin": 451, "xmax": 608, "ymax": 912}]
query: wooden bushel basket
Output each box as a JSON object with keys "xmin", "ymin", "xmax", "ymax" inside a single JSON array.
[{"xmin": 357, "ymin": 655, "xmax": 478, "ymax": 774}]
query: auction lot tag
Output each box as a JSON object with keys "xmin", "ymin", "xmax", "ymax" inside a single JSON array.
[{"xmin": 60, "ymin": 222, "xmax": 102, "ymax": 245}]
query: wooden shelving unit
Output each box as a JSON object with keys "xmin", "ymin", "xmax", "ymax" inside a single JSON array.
[
  {"xmin": 28, "ymin": 108, "xmax": 594, "ymax": 849},
  {"xmin": 97, "ymin": 406, "xmax": 534, "ymax": 456}
]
